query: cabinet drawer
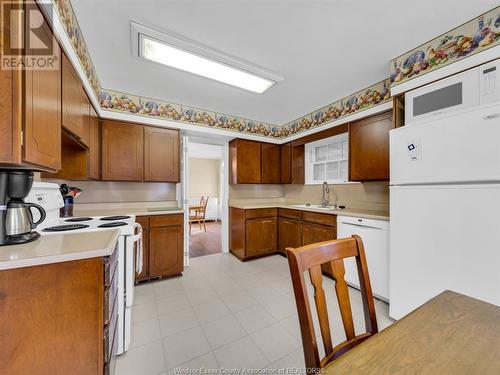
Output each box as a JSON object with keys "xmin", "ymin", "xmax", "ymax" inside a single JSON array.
[
  {"xmin": 302, "ymin": 211, "xmax": 336, "ymax": 227},
  {"xmin": 150, "ymin": 214, "xmax": 183, "ymax": 228},
  {"xmin": 245, "ymin": 208, "xmax": 277, "ymax": 219},
  {"xmin": 136, "ymin": 216, "xmax": 149, "ymax": 229},
  {"xmin": 278, "ymin": 208, "xmax": 302, "ymax": 220}
]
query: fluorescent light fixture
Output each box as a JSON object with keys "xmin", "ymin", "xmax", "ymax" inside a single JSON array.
[{"xmin": 138, "ymin": 33, "xmax": 277, "ymax": 94}]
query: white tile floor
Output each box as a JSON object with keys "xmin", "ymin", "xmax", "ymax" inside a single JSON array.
[{"xmin": 116, "ymin": 253, "xmax": 395, "ymax": 375}]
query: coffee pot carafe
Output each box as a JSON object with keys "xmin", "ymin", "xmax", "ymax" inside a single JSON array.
[{"xmin": 0, "ymin": 170, "xmax": 46, "ymax": 246}]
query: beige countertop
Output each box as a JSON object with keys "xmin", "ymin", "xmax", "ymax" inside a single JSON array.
[
  {"xmin": 229, "ymin": 202, "xmax": 389, "ymax": 221},
  {"xmin": 0, "ymin": 229, "xmax": 120, "ymax": 271},
  {"xmin": 73, "ymin": 207, "xmax": 184, "ymax": 217}
]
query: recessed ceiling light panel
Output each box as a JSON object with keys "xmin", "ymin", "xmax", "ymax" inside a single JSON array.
[{"xmin": 131, "ymin": 22, "xmax": 283, "ymax": 94}]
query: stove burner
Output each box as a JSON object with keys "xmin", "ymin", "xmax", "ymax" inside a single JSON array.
[
  {"xmin": 43, "ymin": 224, "xmax": 90, "ymax": 232},
  {"xmin": 98, "ymin": 222, "xmax": 127, "ymax": 228},
  {"xmin": 100, "ymin": 216, "xmax": 131, "ymax": 221},
  {"xmin": 65, "ymin": 217, "xmax": 93, "ymax": 222}
]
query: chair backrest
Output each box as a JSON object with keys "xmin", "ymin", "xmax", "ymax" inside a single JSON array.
[
  {"xmin": 286, "ymin": 235, "xmax": 378, "ymax": 370},
  {"xmin": 199, "ymin": 196, "xmax": 209, "ymax": 215}
]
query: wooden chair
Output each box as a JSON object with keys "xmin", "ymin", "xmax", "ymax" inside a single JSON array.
[
  {"xmin": 189, "ymin": 196, "xmax": 209, "ymax": 234},
  {"xmin": 286, "ymin": 235, "xmax": 378, "ymax": 370}
]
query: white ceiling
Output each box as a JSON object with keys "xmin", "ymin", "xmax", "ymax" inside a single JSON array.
[{"xmin": 72, "ymin": 0, "xmax": 497, "ymax": 124}]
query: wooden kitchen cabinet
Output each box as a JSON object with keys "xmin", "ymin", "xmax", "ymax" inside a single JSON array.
[
  {"xmin": 278, "ymin": 218, "xmax": 302, "ymax": 255},
  {"xmin": 144, "ymin": 127, "xmax": 180, "ymax": 182},
  {"xmin": 79, "ymin": 85, "xmax": 91, "ymax": 147},
  {"xmin": 246, "ymin": 217, "xmax": 278, "ymax": 257},
  {"xmin": 135, "ymin": 214, "xmax": 184, "ymax": 281},
  {"xmin": 0, "ymin": 4, "xmax": 61, "ymax": 172},
  {"xmin": 230, "ymin": 207, "xmax": 278, "ymax": 260},
  {"xmin": 0, "ymin": 253, "xmax": 118, "ymax": 375},
  {"xmin": 101, "ymin": 120, "xmax": 144, "ymax": 181},
  {"xmin": 280, "ymin": 143, "xmax": 305, "ymax": 184},
  {"xmin": 230, "ymin": 139, "xmax": 262, "ymax": 184},
  {"xmin": 349, "ymin": 110, "xmax": 393, "ymax": 182},
  {"xmin": 62, "ymin": 53, "xmax": 86, "ymax": 141},
  {"xmin": 302, "ymin": 222, "xmax": 336, "ymax": 246},
  {"xmin": 261, "ymin": 143, "xmax": 281, "ymax": 184},
  {"xmin": 149, "ymin": 214, "xmax": 184, "ymax": 278},
  {"xmin": 280, "ymin": 143, "xmax": 292, "ymax": 183},
  {"xmin": 23, "ymin": 22, "xmax": 62, "ymax": 171},
  {"xmin": 87, "ymin": 106, "xmax": 100, "ymax": 180}
]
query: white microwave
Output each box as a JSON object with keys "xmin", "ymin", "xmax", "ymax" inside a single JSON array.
[{"xmin": 405, "ymin": 59, "xmax": 499, "ymax": 125}]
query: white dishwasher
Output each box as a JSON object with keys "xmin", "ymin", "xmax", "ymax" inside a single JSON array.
[{"xmin": 337, "ymin": 216, "xmax": 390, "ymax": 301}]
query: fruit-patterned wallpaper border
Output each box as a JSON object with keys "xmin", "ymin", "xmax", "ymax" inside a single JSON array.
[
  {"xmin": 390, "ymin": 6, "xmax": 500, "ymax": 86},
  {"xmin": 50, "ymin": 1, "xmax": 498, "ymax": 139}
]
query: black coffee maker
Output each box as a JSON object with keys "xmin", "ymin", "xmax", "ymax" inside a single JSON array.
[{"xmin": 0, "ymin": 170, "xmax": 46, "ymax": 246}]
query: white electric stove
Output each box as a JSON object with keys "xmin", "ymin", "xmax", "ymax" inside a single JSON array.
[{"xmin": 26, "ymin": 182, "xmax": 142, "ymax": 355}]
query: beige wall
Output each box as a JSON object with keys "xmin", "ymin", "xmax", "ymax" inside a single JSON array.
[
  {"xmin": 188, "ymin": 158, "xmax": 220, "ymax": 198},
  {"xmin": 283, "ymin": 182, "xmax": 389, "ymax": 211},
  {"xmin": 229, "ymin": 184, "xmax": 283, "ymax": 199},
  {"xmin": 42, "ymin": 178, "xmax": 177, "ymax": 203}
]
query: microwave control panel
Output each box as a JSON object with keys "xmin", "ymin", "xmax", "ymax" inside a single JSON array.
[{"xmin": 480, "ymin": 61, "xmax": 499, "ymax": 105}]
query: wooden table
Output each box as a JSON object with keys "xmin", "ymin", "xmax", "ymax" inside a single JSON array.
[{"xmin": 324, "ymin": 291, "xmax": 500, "ymax": 375}]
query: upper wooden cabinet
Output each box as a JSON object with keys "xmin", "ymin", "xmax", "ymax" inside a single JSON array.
[
  {"xmin": 87, "ymin": 106, "xmax": 100, "ymax": 180},
  {"xmin": 0, "ymin": 4, "xmax": 61, "ymax": 172},
  {"xmin": 79, "ymin": 86, "xmax": 90, "ymax": 147},
  {"xmin": 101, "ymin": 120, "xmax": 144, "ymax": 181},
  {"xmin": 261, "ymin": 143, "xmax": 280, "ymax": 184},
  {"xmin": 230, "ymin": 139, "xmax": 262, "ymax": 184},
  {"xmin": 101, "ymin": 120, "xmax": 180, "ymax": 182},
  {"xmin": 280, "ymin": 143, "xmax": 292, "ymax": 183},
  {"xmin": 280, "ymin": 142, "xmax": 305, "ymax": 184},
  {"xmin": 23, "ymin": 22, "xmax": 62, "ymax": 171},
  {"xmin": 144, "ymin": 127, "xmax": 179, "ymax": 182},
  {"xmin": 230, "ymin": 139, "xmax": 288, "ymax": 184},
  {"xmin": 62, "ymin": 54, "xmax": 86, "ymax": 142},
  {"xmin": 349, "ymin": 111, "xmax": 393, "ymax": 182}
]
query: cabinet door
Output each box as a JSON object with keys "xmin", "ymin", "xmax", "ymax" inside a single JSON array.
[
  {"xmin": 61, "ymin": 54, "xmax": 84, "ymax": 139},
  {"xmin": 23, "ymin": 21, "xmax": 61, "ymax": 171},
  {"xmin": 278, "ymin": 218, "xmax": 302, "ymax": 255},
  {"xmin": 231, "ymin": 139, "xmax": 261, "ymax": 184},
  {"xmin": 302, "ymin": 222, "xmax": 336, "ymax": 246},
  {"xmin": 101, "ymin": 120, "xmax": 143, "ymax": 181},
  {"xmin": 246, "ymin": 217, "xmax": 277, "ymax": 257},
  {"xmin": 79, "ymin": 86, "xmax": 90, "ymax": 147},
  {"xmin": 280, "ymin": 143, "xmax": 292, "ymax": 184},
  {"xmin": 149, "ymin": 226, "xmax": 184, "ymax": 278},
  {"xmin": 261, "ymin": 143, "xmax": 281, "ymax": 184},
  {"xmin": 349, "ymin": 111, "xmax": 393, "ymax": 181},
  {"xmin": 292, "ymin": 145, "xmax": 305, "ymax": 184},
  {"xmin": 87, "ymin": 106, "xmax": 100, "ymax": 180},
  {"xmin": 302, "ymin": 222, "xmax": 337, "ymax": 277},
  {"xmin": 144, "ymin": 127, "xmax": 179, "ymax": 182}
]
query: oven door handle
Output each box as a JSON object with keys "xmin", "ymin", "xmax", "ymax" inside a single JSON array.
[{"xmin": 131, "ymin": 223, "xmax": 143, "ymax": 274}]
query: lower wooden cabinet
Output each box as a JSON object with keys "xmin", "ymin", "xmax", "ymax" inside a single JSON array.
[
  {"xmin": 150, "ymin": 226, "xmax": 183, "ymax": 278},
  {"xmin": 135, "ymin": 214, "xmax": 184, "ymax": 282},
  {"xmin": 0, "ymin": 253, "xmax": 117, "ymax": 375},
  {"xmin": 246, "ymin": 217, "xmax": 278, "ymax": 257},
  {"xmin": 230, "ymin": 206, "xmax": 337, "ymax": 262},
  {"xmin": 278, "ymin": 218, "xmax": 302, "ymax": 255},
  {"xmin": 230, "ymin": 208, "xmax": 278, "ymax": 260}
]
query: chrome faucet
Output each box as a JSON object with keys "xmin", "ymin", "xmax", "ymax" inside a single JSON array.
[{"xmin": 321, "ymin": 181, "xmax": 330, "ymax": 208}]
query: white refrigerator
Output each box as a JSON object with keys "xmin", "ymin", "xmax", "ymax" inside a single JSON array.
[{"xmin": 389, "ymin": 104, "xmax": 500, "ymax": 320}]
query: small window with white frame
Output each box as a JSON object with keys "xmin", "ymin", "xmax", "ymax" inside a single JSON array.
[{"xmin": 305, "ymin": 133, "xmax": 349, "ymax": 184}]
